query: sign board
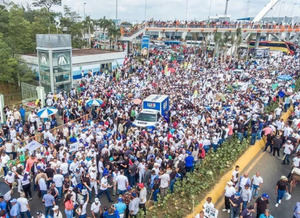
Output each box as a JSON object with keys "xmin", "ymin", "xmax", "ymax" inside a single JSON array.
[
  {"xmin": 204, "ymin": 206, "xmax": 218, "ymax": 218},
  {"xmin": 69, "ymin": 142, "xmax": 79, "ymax": 153},
  {"xmin": 141, "ymin": 35, "xmax": 150, "ymax": 49}
]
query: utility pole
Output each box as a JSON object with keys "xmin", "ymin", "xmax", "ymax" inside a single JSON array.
[{"xmin": 224, "ymin": 0, "xmax": 229, "ymax": 15}]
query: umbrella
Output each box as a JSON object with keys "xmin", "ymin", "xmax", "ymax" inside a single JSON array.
[
  {"xmin": 86, "ymin": 99, "xmax": 103, "ymax": 107},
  {"xmin": 37, "ymin": 107, "xmax": 58, "ymax": 118},
  {"xmin": 277, "ymin": 75, "xmax": 292, "ymax": 81},
  {"xmin": 132, "ymin": 99, "xmax": 142, "ymax": 105},
  {"xmin": 0, "ymin": 182, "xmax": 10, "ymax": 196}
]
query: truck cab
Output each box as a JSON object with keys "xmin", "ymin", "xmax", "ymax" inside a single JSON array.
[{"xmin": 133, "ymin": 109, "xmax": 161, "ymax": 128}]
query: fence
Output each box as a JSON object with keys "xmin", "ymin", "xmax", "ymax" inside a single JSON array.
[
  {"xmin": 0, "ymin": 82, "xmax": 22, "ymax": 107},
  {"xmin": 21, "ymin": 82, "xmax": 38, "ymax": 102}
]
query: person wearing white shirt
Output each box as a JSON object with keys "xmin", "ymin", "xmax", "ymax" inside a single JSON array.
[
  {"xmin": 17, "ymin": 192, "xmax": 31, "ymax": 218},
  {"xmin": 91, "ymin": 198, "xmax": 102, "ymax": 218},
  {"xmin": 283, "ymin": 140, "xmax": 294, "ymax": 165},
  {"xmin": 53, "ymin": 170, "xmax": 64, "ymax": 199},
  {"xmin": 138, "ymin": 183, "xmax": 147, "ymax": 215},
  {"xmin": 223, "ymin": 181, "xmax": 236, "ymax": 213},
  {"xmin": 60, "ymin": 159, "xmax": 69, "ymax": 176},
  {"xmin": 90, "ymin": 168, "xmax": 98, "ymax": 195},
  {"xmin": 251, "ymin": 172, "xmax": 263, "ymax": 198},
  {"xmin": 5, "ymin": 171, "xmax": 15, "ymax": 188},
  {"xmin": 159, "ymin": 170, "xmax": 170, "ymax": 198},
  {"xmin": 115, "ymin": 170, "xmax": 128, "ymax": 194},
  {"xmin": 98, "ymin": 175, "xmax": 113, "ymax": 203}
]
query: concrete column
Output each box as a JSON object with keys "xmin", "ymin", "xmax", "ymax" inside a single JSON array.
[
  {"xmin": 0, "ymin": 94, "xmax": 4, "ymax": 123},
  {"xmin": 158, "ymin": 31, "xmax": 165, "ymax": 39},
  {"xmin": 49, "ymin": 50, "xmax": 54, "ymax": 93},
  {"xmin": 255, "ymin": 33, "xmax": 261, "ymax": 49},
  {"xmin": 36, "ymin": 86, "xmax": 45, "ymax": 108},
  {"xmin": 181, "ymin": 32, "xmax": 187, "ymax": 40},
  {"xmin": 266, "ymin": 33, "xmax": 272, "ymax": 41}
]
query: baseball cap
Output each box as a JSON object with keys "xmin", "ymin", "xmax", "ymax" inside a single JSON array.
[
  {"xmin": 95, "ymin": 198, "xmax": 99, "ymax": 203},
  {"xmin": 235, "ymin": 192, "xmax": 241, "ymax": 197},
  {"xmin": 10, "ymin": 199, "xmax": 17, "ymax": 203},
  {"xmin": 262, "ymin": 193, "xmax": 269, "ymax": 199}
]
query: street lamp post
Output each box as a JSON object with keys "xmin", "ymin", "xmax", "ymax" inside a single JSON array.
[
  {"xmin": 144, "ymin": 0, "xmax": 147, "ymax": 21},
  {"xmin": 186, "ymin": 0, "xmax": 189, "ymax": 21},
  {"xmin": 116, "ymin": 0, "xmax": 118, "ymax": 20},
  {"xmin": 83, "ymin": 2, "xmax": 86, "ymax": 20}
]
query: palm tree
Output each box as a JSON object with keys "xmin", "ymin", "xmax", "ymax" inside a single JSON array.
[
  {"xmin": 98, "ymin": 17, "xmax": 114, "ymax": 40},
  {"xmin": 107, "ymin": 23, "xmax": 121, "ymax": 50},
  {"xmin": 83, "ymin": 16, "xmax": 95, "ymax": 48}
]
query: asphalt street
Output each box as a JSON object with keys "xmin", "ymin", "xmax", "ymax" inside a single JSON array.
[{"xmin": 217, "ymin": 150, "xmax": 300, "ymax": 218}]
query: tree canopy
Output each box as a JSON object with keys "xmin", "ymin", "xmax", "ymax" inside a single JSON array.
[{"xmin": 0, "ymin": 1, "xmax": 121, "ymax": 84}]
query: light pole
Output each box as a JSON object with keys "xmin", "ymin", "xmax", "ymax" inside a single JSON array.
[
  {"xmin": 224, "ymin": 0, "xmax": 229, "ymax": 15},
  {"xmin": 116, "ymin": 0, "xmax": 118, "ymax": 20},
  {"xmin": 144, "ymin": 0, "xmax": 147, "ymax": 21},
  {"xmin": 83, "ymin": 2, "xmax": 86, "ymax": 20},
  {"xmin": 185, "ymin": 0, "xmax": 189, "ymax": 21}
]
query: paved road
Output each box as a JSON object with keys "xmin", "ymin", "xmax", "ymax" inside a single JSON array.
[{"xmin": 217, "ymin": 150, "xmax": 300, "ymax": 218}]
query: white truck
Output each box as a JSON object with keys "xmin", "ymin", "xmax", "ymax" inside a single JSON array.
[{"xmin": 133, "ymin": 95, "xmax": 169, "ymax": 128}]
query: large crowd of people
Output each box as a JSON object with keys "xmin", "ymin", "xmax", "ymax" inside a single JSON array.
[{"xmin": 0, "ymin": 45, "xmax": 299, "ymax": 218}]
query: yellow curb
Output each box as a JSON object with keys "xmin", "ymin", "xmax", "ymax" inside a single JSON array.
[{"xmin": 186, "ymin": 107, "xmax": 293, "ymax": 218}]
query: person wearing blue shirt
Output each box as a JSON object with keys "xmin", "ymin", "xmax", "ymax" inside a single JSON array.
[
  {"xmin": 0, "ymin": 196, "xmax": 7, "ymax": 216},
  {"xmin": 185, "ymin": 151, "xmax": 194, "ymax": 172},
  {"xmin": 42, "ymin": 190, "xmax": 55, "ymax": 218},
  {"xmin": 10, "ymin": 199, "xmax": 20, "ymax": 218},
  {"xmin": 19, "ymin": 106, "xmax": 26, "ymax": 124},
  {"xmin": 114, "ymin": 198, "xmax": 126, "ymax": 217},
  {"xmin": 259, "ymin": 209, "xmax": 274, "ymax": 218},
  {"xmin": 103, "ymin": 206, "xmax": 120, "ymax": 218}
]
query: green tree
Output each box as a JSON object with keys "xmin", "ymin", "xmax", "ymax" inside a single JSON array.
[
  {"xmin": 60, "ymin": 5, "xmax": 84, "ymax": 48},
  {"xmin": 0, "ymin": 5, "xmax": 9, "ymax": 37},
  {"xmin": 6, "ymin": 6, "xmax": 33, "ymax": 55},
  {"xmin": 32, "ymin": 0, "xmax": 62, "ymax": 12},
  {"xmin": 0, "ymin": 34, "xmax": 34, "ymax": 84},
  {"xmin": 108, "ymin": 22, "xmax": 121, "ymax": 50}
]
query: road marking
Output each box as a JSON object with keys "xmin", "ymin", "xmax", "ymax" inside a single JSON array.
[{"xmin": 215, "ymin": 150, "xmax": 267, "ymax": 210}]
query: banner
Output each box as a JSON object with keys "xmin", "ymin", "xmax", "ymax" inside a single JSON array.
[{"xmin": 25, "ymin": 140, "xmax": 42, "ymax": 152}]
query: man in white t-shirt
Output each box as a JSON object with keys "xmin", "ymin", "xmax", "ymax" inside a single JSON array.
[
  {"xmin": 251, "ymin": 172, "xmax": 263, "ymax": 198},
  {"xmin": 98, "ymin": 174, "xmax": 113, "ymax": 203},
  {"xmin": 159, "ymin": 170, "xmax": 170, "ymax": 199},
  {"xmin": 53, "ymin": 170, "xmax": 64, "ymax": 199},
  {"xmin": 282, "ymin": 140, "xmax": 294, "ymax": 165},
  {"xmin": 91, "ymin": 198, "xmax": 102, "ymax": 218},
  {"xmin": 115, "ymin": 170, "xmax": 129, "ymax": 195},
  {"xmin": 60, "ymin": 159, "xmax": 69, "ymax": 176},
  {"xmin": 292, "ymin": 153, "xmax": 300, "ymax": 168},
  {"xmin": 17, "ymin": 192, "xmax": 31, "ymax": 218},
  {"xmin": 223, "ymin": 181, "xmax": 236, "ymax": 213},
  {"xmin": 5, "ymin": 171, "xmax": 15, "ymax": 188}
]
